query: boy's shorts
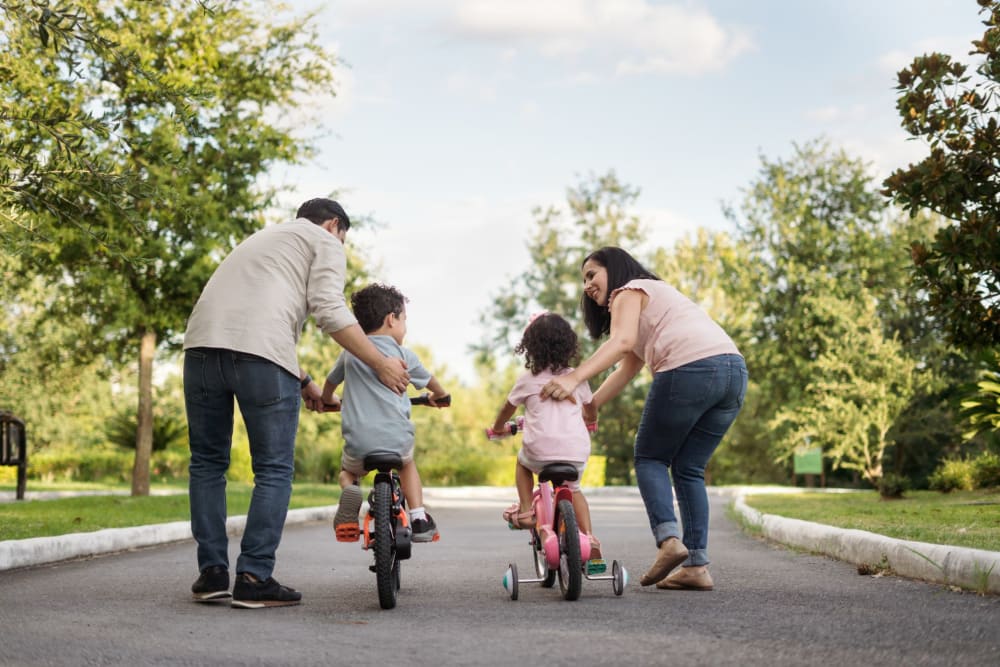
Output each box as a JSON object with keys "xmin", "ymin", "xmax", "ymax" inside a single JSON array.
[
  {"xmin": 518, "ymin": 450, "xmax": 586, "ymax": 491},
  {"xmin": 341, "ymin": 446, "xmax": 415, "ymax": 477}
]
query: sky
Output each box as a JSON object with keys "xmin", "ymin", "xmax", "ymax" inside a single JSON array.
[{"xmin": 269, "ymin": 0, "xmax": 981, "ymax": 384}]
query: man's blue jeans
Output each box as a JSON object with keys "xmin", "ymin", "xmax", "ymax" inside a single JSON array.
[
  {"xmin": 184, "ymin": 348, "xmax": 300, "ymax": 580},
  {"xmin": 633, "ymin": 354, "xmax": 747, "ymax": 567}
]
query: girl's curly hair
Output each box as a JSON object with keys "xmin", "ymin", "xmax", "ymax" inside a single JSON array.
[{"xmin": 514, "ymin": 312, "xmax": 579, "ymax": 375}]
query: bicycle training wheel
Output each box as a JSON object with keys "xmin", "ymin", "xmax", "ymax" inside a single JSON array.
[
  {"xmin": 556, "ymin": 498, "xmax": 582, "ymax": 601},
  {"xmin": 373, "ymin": 480, "xmax": 398, "ymax": 609}
]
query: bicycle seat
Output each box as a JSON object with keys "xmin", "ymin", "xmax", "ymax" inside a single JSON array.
[
  {"xmin": 538, "ymin": 463, "xmax": 579, "ymax": 486},
  {"xmin": 364, "ymin": 451, "xmax": 403, "ymax": 472}
]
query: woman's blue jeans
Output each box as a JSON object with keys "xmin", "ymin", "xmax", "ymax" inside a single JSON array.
[
  {"xmin": 634, "ymin": 354, "xmax": 747, "ymax": 567},
  {"xmin": 184, "ymin": 348, "xmax": 300, "ymax": 580}
]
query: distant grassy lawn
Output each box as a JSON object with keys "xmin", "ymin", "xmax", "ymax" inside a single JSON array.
[
  {"xmin": 744, "ymin": 488, "xmax": 1000, "ymax": 552},
  {"xmin": 0, "ymin": 482, "xmax": 341, "ymax": 541}
]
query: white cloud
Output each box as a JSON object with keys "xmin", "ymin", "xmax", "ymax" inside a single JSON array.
[{"xmin": 447, "ymin": 0, "xmax": 754, "ymax": 76}]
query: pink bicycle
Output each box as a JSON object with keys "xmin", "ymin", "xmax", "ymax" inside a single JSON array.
[{"xmin": 488, "ymin": 417, "xmax": 627, "ymax": 601}]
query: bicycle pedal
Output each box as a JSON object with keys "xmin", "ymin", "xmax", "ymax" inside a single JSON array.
[{"xmin": 586, "ymin": 558, "xmax": 607, "ymax": 575}]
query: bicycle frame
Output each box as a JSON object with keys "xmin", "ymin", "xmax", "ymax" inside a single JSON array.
[{"xmin": 533, "ymin": 478, "xmax": 591, "ymax": 570}]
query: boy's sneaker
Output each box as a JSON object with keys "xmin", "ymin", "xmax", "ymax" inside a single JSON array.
[
  {"xmin": 411, "ymin": 513, "xmax": 439, "ymax": 543},
  {"xmin": 231, "ymin": 573, "xmax": 302, "ymax": 609},
  {"xmin": 334, "ymin": 484, "xmax": 363, "ymax": 542},
  {"xmin": 191, "ymin": 565, "xmax": 230, "ymax": 602}
]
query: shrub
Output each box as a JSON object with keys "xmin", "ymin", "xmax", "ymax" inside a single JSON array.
[
  {"xmin": 106, "ymin": 409, "xmax": 187, "ymax": 452},
  {"xmin": 928, "ymin": 458, "xmax": 976, "ymax": 492},
  {"xmin": 29, "ymin": 448, "xmax": 133, "ymax": 483},
  {"xmin": 971, "ymin": 451, "xmax": 1000, "ymax": 489},
  {"xmin": 877, "ymin": 473, "xmax": 910, "ymax": 499},
  {"xmin": 294, "ymin": 439, "xmax": 341, "ymax": 484}
]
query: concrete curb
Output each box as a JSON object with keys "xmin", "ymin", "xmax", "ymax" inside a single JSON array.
[{"xmin": 731, "ymin": 488, "xmax": 1000, "ymax": 594}]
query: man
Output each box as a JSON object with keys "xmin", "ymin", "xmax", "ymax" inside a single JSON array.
[{"xmin": 183, "ymin": 198, "xmax": 409, "ymax": 609}]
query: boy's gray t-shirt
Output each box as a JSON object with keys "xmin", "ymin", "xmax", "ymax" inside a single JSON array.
[{"xmin": 327, "ymin": 334, "xmax": 433, "ymax": 458}]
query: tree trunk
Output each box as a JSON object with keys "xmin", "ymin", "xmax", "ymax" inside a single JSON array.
[{"xmin": 131, "ymin": 328, "xmax": 156, "ymax": 496}]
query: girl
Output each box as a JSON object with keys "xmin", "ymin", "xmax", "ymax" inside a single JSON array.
[
  {"xmin": 490, "ymin": 312, "xmax": 601, "ymax": 559},
  {"xmin": 541, "ymin": 247, "xmax": 747, "ymax": 591}
]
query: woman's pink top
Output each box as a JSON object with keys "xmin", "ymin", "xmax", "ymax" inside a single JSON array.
[
  {"xmin": 508, "ymin": 367, "xmax": 593, "ymax": 464},
  {"xmin": 609, "ymin": 278, "xmax": 740, "ymax": 373}
]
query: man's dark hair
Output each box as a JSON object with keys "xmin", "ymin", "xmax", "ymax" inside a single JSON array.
[
  {"xmin": 515, "ymin": 313, "xmax": 579, "ymax": 374},
  {"xmin": 296, "ymin": 198, "xmax": 351, "ymax": 231},
  {"xmin": 581, "ymin": 246, "xmax": 659, "ymax": 339},
  {"xmin": 351, "ymin": 283, "xmax": 407, "ymax": 333}
]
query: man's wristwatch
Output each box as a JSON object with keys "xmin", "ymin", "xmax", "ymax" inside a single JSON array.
[{"xmin": 300, "ymin": 374, "xmax": 312, "ymax": 389}]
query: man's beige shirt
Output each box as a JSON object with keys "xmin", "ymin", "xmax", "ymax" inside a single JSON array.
[{"xmin": 183, "ymin": 218, "xmax": 357, "ymax": 376}]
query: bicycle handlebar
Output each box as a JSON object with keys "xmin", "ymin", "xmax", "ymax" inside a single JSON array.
[
  {"xmin": 323, "ymin": 393, "xmax": 451, "ymax": 412},
  {"xmin": 486, "ymin": 417, "xmax": 598, "ymax": 440},
  {"xmin": 410, "ymin": 393, "xmax": 451, "ymax": 407}
]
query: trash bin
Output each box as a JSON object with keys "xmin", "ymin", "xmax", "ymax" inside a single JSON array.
[{"xmin": 0, "ymin": 410, "xmax": 27, "ymax": 500}]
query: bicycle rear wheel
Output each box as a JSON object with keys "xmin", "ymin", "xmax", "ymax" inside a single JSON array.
[
  {"xmin": 556, "ymin": 498, "xmax": 582, "ymax": 601},
  {"xmin": 373, "ymin": 480, "xmax": 398, "ymax": 609}
]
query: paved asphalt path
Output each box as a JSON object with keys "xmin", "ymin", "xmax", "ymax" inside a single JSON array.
[{"xmin": 2, "ymin": 488, "xmax": 999, "ymax": 666}]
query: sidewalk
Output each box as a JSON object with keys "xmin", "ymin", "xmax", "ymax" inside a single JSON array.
[{"xmin": 2, "ymin": 486, "xmax": 999, "ymax": 594}]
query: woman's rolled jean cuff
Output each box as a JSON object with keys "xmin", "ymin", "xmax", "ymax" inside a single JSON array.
[
  {"xmin": 685, "ymin": 549, "xmax": 710, "ymax": 567},
  {"xmin": 653, "ymin": 521, "xmax": 682, "ymax": 547}
]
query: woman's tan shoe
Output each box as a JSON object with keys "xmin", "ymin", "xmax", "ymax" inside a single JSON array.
[
  {"xmin": 656, "ymin": 566, "xmax": 714, "ymax": 591},
  {"xmin": 639, "ymin": 537, "xmax": 688, "ymax": 586}
]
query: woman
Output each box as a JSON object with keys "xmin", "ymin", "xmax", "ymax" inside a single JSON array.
[{"xmin": 542, "ymin": 247, "xmax": 747, "ymax": 590}]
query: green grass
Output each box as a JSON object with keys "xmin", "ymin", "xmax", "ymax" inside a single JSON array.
[
  {"xmin": 744, "ymin": 488, "xmax": 1000, "ymax": 552},
  {"xmin": 0, "ymin": 482, "xmax": 341, "ymax": 541}
]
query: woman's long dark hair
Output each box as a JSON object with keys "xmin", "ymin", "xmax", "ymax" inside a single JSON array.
[{"xmin": 581, "ymin": 247, "xmax": 659, "ymax": 339}]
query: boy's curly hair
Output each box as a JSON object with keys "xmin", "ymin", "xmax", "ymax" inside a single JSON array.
[
  {"xmin": 351, "ymin": 283, "xmax": 407, "ymax": 333},
  {"xmin": 514, "ymin": 312, "xmax": 579, "ymax": 375}
]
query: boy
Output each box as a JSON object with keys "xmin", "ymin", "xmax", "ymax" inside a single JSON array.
[{"xmin": 322, "ymin": 283, "xmax": 449, "ymax": 543}]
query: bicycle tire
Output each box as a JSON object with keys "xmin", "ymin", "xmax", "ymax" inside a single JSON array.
[
  {"xmin": 373, "ymin": 480, "xmax": 397, "ymax": 609},
  {"xmin": 556, "ymin": 498, "xmax": 582, "ymax": 601}
]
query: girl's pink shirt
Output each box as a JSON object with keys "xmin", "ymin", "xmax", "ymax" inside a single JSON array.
[
  {"xmin": 508, "ymin": 367, "xmax": 593, "ymax": 464},
  {"xmin": 609, "ymin": 278, "xmax": 741, "ymax": 373}
]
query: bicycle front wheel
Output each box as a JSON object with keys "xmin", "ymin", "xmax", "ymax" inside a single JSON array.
[
  {"xmin": 373, "ymin": 480, "xmax": 398, "ymax": 609},
  {"xmin": 556, "ymin": 498, "xmax": 582, "ymax": 601}
]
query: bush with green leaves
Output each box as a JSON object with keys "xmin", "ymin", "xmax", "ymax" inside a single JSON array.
[
  {"xmin": 877, "ymin": 473, "xmax": 911, "ymax": 499},
  {"xmin": 928, "ymin": 458, "xmax": 976, "ymax": 493},
  {"xmin": 105, "ymin": 410, "xmax": 187, "ymax": 452},
  {"xmin": 972, "ymin": 451, "xmax": 1000, "ymax": 489}
]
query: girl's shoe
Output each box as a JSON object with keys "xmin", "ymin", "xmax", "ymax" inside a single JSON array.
[
  {"xmin": 656, "ymin": 566, "xmax": 714, "ymax": 591},
  {"xmin": 586, "ymin": 535, "xmax": 607, "ymax": 575},
  {"xmin": 502, "ymin": 502, "xmax": 536, "ymax": 529}
]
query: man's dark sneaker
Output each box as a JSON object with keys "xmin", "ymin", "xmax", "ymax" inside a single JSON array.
[
  {"xmin": 411, "ymin": 513, "xmax": 439, "ymax": 543},
  {"xmin": 231, "ymin": 573, "xmax": 302, "ymax": 609},
  {"xmin": 191, "ymin": 565, "xmax": 231, "ymax": 602}
]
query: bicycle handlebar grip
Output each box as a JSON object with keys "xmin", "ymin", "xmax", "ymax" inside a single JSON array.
[{"xmin": 410, "ymin": 393, "xmax": 451, "ymax": 407}]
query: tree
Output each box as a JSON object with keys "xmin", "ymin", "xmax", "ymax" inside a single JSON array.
[
  {"xmin": 722, "ymin": 141, "xmax": 907, "ymax": 466},
  {"xmin": 3, "ymin": 0, "xmax": 340, "ymax": 495},
  {"xmin": 882, "ymin": 0, "xmax": 1000, "ymax": 347},
  {"xmin": 476, "ymin": 171, "xmax": 650, "ymax": 483},
  {"xmin": 770, "ymin": 294, "xmax": 918, "ymax": 485},
  {"xmin": 1, "ymin": 1, "xmax": 187, "ymax": 254}
]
